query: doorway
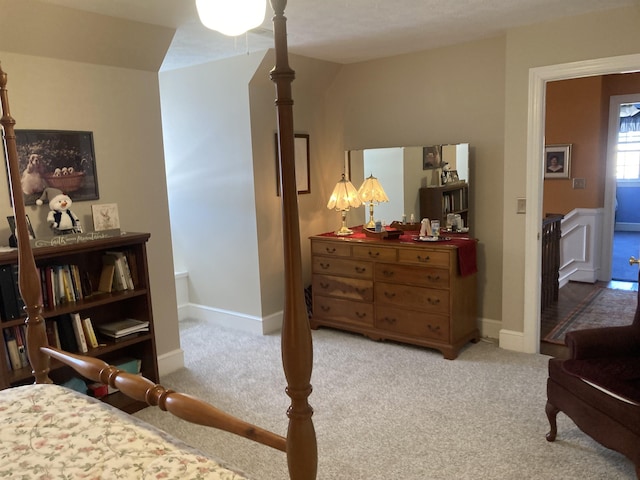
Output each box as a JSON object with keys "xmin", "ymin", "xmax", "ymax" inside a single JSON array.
[{"xmin": 523, "ymin": 54, "xmax": 640, "ymax": 355}]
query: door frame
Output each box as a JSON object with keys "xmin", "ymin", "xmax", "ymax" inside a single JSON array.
[{"xmin": 523, "ymin": 54, "xmax": 640, "ymax": 354}]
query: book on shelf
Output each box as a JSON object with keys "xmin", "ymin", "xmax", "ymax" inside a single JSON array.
[
  {"xmin": 102, "ymin": 254, "xmax": 127, "ymax": 291},
  {"xmin": 0, "ymin": 264, "xmax": 21, "ymax": 320},
  {"xmin": 97, "ymin": 263, "xmax": 115, "ymax": 293},
  {"xmin": 70, "ymin": 312, "xmax": 88, "ymax": 353},
  {"xmin": 56, "ymin": 314, "xmax": 79, "ymax": 352},
  {"xmin": 81, "ymin": 317, "xmax": 99, "ymax": 349},
  {"xmin": 3, "ymin": 328, "xmax": 21, "ymax": 370},
  {"xmin": 104, "ymin": 251, "xmax": 135, "ymax": 290},
  {"xmin": 97, "ymin": 318, "xmax": 149, "ymax": 339},
  {"xmin": 45, "ymin": 319, "xmax": 61, "ymax": 349},
  {"xmin": 13, "ymin": 325, "xmax": 29, "ymax": 368}
]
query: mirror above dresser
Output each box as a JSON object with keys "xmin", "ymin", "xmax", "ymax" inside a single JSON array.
[{"xmin": 347, "ymin": 143, "xmax": 470, "ymax": 226}]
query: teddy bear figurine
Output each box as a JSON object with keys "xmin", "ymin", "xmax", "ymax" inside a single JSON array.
[{"xmin": 36, "ymin": 187, "xmax": 83, "ymax": 235}]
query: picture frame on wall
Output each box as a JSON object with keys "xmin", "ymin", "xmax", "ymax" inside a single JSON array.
[
  {"xmin": 275, "ymin": 133, "xmax": 310, "ymax": 195},
  {"xmin": 423, "ymin": 145, "xmax": 442, "ymax": 170},
  {"xmin": 12, "ymin": 130, "xmax": 99, "ymax": 206},
  {"xmin": 544, "ymin": 144, "xmax": 572, "ymax": 179}
]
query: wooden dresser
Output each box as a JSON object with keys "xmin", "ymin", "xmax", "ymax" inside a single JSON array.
[{"xmin": 310, "ymin": 229, "xmax": 478, "ymax": 359}]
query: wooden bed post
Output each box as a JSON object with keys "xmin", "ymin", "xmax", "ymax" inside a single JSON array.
[
  {"xmin": 270, "ymin": 1, "xmax": 318, "ymax": 479},
  {"xmin": 0, "ymin": 64, "xmax": 51, "ymax": 385}
]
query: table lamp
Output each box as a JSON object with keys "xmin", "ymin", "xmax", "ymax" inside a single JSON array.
[
  {"xmin": 358, "ymin": 174, "xmax": 389, "ymax": 229},
  {"xmin": 327, "ymin": 174, "xmax": 362, "ymax": 236}
]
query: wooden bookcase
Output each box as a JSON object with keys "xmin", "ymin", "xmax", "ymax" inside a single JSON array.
[
  {"xmin": 419, "ymin": 183, "xmax": 470, "ymax": 229},
  {"xmin": 0, "ymin": 232, "xmax": 158, "ymax": 413}
]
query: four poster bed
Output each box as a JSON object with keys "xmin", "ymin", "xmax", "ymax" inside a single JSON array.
[{"xmin": 0, "ymin": 1, "xmax": 316, "ymax": 479}]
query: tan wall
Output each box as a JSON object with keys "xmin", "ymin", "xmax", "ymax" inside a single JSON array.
[
  {"xmin": 325, "ymin": 36, "xmax": 507, "ymax": 325},
  {"xmin": 0, "ymin": 3, "xmax": 180, "ymax": 360},
  {"xmin": 502, "ymin": 5, "xmax": 640, "ymax": 335}
]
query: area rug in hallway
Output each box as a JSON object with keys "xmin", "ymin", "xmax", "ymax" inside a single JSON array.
[{"xmin": 544, "ymin": 286, "xmax": 637, "ymax": 344}]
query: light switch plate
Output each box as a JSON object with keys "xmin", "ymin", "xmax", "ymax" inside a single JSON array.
[
  {"xmin": 517, "ymin": 198, "xmax": 526, "ymax": 214},
  {"xmin": 573, "ymin": 178, "xmax": 586, "ymax": 189}
]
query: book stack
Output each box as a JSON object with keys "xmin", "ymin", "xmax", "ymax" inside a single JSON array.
[
  {"xmin": 41, "ymin": 264, "xmax": 86, "ymax": 307},
  {"xmin": 99, "ymin": 251, "xmax": 135, "ymax": 293},
  {"xmin": 96, "ymin": 318, "xmax": 149, "ymax": 339},
  {"xmin": 49, "ymin": 313, "xmax": 99, "ymax": 353}
]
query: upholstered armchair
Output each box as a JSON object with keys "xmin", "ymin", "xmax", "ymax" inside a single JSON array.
[{"xmin": 545, "ymin": 288, "xmax": 640, "ymax": 477}]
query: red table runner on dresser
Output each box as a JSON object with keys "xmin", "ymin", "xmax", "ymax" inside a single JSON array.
[{"xmin": 317, "ymin": 226, "xmax": 478, "ymax": 277}]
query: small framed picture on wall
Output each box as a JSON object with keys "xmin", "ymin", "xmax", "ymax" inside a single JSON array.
[{"xmin": 544, "ymin": 144, "xmax": 571, "ymax": 179}]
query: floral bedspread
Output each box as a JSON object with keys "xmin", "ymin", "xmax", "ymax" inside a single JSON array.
[{"xmin": 0, "ymin": 384, "xmax": 249, "ymax": 479}]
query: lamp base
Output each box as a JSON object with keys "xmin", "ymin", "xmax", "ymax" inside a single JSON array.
[
  {"xmin": 335, "ymin": 226, "xmax": 354, "ymax": 236},
  {"xmin": 335, "ymin": 210, "xmax": 353, "ymax": 236}
]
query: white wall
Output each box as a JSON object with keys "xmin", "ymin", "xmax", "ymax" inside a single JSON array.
[{"xmin": 159, "ymin": 53, "xmax": 266, "ymax": 331}]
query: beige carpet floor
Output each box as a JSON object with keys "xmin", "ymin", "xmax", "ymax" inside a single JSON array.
[{"xmin": 134, "ymin": 319, "xmax": 636, "ymax": 479}]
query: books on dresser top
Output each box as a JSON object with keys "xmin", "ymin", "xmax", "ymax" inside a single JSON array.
[{"xmin": 96, "ymin": 318, "xmax": 149, "ymax": 339}]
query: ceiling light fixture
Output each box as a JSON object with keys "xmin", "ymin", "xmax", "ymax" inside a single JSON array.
[{"xmin": 196, "ymin": 0, "xmax": 267, "ymax": 36}]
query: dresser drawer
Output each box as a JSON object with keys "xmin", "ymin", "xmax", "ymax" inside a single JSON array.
[
  {"xmin": 311, "ymin": 240, "xmax": 351, "ymax": 257},
  {"xmin": 312, "ymin": 296, "xmax": 374, "ymax": 327},
  {"xmin": 375, "ymin": 306, "xmax": 449, "ymax": 341},
  {"xmin": 352, "ymin": 244, "xmax": 397, "ymax": 262},
  {"xmin": 397, "ymin": 247, "xmax": 451, "ymax": 267},
  {"xmin": 375, "ymin": 263, "xmax": 449, "ymax": 289},
  {"xmin": 375, "ymin": 282, "xmax": 449, "ymax": 315},
  {"xmin": 312, "ymin": 256, "xmax": 372, "ymax": 279},
  {"xmin": 313, "ymin": 274, "xmax": 373, "ymax": 302}
]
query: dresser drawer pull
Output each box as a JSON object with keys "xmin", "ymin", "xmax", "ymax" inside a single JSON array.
[
  {"xmin": 325, "ymin": 247, "xmax": 337, "ymax": 254},
  {"xmin": 384, "ymin": 291, "xmax": 396, "ymax": 299},
  {"xmin": 321, "ymin": 305, "xmax": 331, "ymax": 312},
  {"xmin": 356, "ymin": 311, "xmax": 367, "ymax": 319},
  {"xmin": 382, "ymin": 317, "xmax": 397, "ymax": 324},
  {"xmin": 368, "ymin": 250, "xmax": 380, "ymax": 258},
  {"xmin": 416, "ymin": 255, "xmax": 431, "ymax": 262},
  {"xmin": 320, "ymin": 262, "xmax": 330, "ymax": 269},
  {"xmin": 427, "ymin": 324, "xmax": 441, "ymax": 333},
  {"xmin": 355, "ymin": 288, "xmax": 366, "ymax": 295},
  {"xmin": 319, "ymin": 282, "xmax": 329, "ymax": 289},
  {"xmin": 355, "ymin": 266, "xmax": 367, "ymax": 274},
  {"xmin": 382, "ymin": 270, "xmax": 394, "ymax": 277},
  {"xmin": 426, "ymin": 274, "xmax": 441, "ymax": 282},
  {"xmin": 427, "ymin": 297, "xmax": 440, "ymax": 305}
]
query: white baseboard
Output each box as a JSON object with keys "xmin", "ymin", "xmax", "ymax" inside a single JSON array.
[
  {"xmin": 157, "ymin": 347, "xmax": 185, "ymax": 377},
  {"xmin": 480, "ymin": 318, "xmax": 501, "ymax": 340},
  {"xmin": 498, "ymin": 329, "xmax": 524, "ymax": 353},
  {"xmin": 179, "ymin": 303, "xmax": 283, "ymax": 335},
  {"xmin": 615, "ymin": 222, "xmax": 640, "ymax": 232}
]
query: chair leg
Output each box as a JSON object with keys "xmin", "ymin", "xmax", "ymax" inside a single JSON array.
[{"xmin": 545, "ymin": 401, "xmax": 559, "ymax": 442}]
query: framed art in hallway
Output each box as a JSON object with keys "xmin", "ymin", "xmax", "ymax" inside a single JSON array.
[
  {"xmin": 275, "ymin": 133, "xmax": 310, "ymax": 195},
  {"xmin": 544, "ymin": 144, "xmax": 571, "ymax": 179}
]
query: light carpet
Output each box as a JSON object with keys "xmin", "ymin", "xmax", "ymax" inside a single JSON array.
[{"xmin": 134, "ymin": 319, "xmax": 635, "ymax": 479}]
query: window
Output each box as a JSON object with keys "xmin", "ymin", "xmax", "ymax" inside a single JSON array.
[{"xmin": 616, "ymin": 130, "xmax": 640, "ymax": 180}]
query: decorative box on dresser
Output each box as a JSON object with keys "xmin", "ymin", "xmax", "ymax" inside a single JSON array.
[{"xmin": 310, "ymin": 228, "xmax": 478, "ymax": 359}]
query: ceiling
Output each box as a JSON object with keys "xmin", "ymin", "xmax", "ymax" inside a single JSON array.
[{"xmin": 38, "ymin": 0, "xmax": 639, "ymax": 72}]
